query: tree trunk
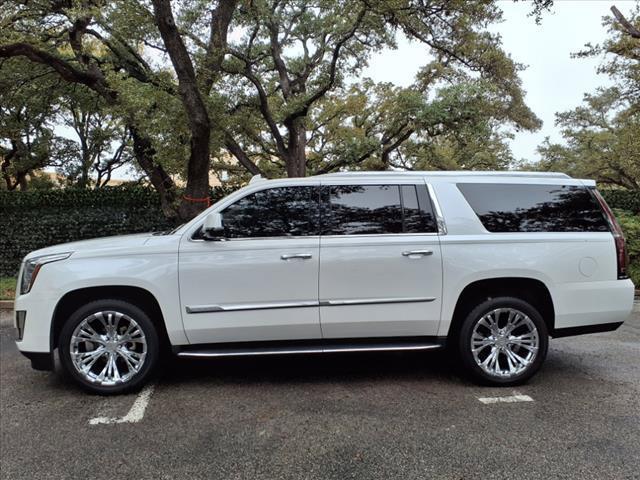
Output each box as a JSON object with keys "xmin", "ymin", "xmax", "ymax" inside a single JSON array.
[
  {"xmin": 179, "ymin": 127, "xmax": 212, "ymax": 219},
  {"xmin": 18, "ymin": 173, "xmax": 28, "ymax": 191},
  {"xmin": 285, "ymin": 117, "xmax": 307, "ymax": 177},
  {"xmin": 153, "ymin": 0, "xmax": 214, "ymax": 220},
  {"xmin": 129, "ymin": 126, "xmax": 178, "ymax": 219}
]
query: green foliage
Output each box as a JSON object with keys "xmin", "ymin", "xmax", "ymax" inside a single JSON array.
[
  {"xmin": 601, "ymin": 189, "xmax": 640, "ymax": 214},
  {"xmin": 598, "ymin": 190, "xmax": 639, "ymax": 285},
  {"xmin": 0, "ymin": 185, "xmax": 231, "ymax": 276},
  {"xmin": 0, "ymin": 277, "xmax": 16, "ymax": 300},
  {"xmin": 535, "ymin": 6, "xmax": 640, "ymax": 191},
  {"xmin": 613, "ymin": 209, "xmax": 640, "ymax": 285}
]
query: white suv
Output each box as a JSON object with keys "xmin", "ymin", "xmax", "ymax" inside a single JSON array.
[{"xmin": 13, "ymin": 171, "xmax": 634, "ymax": 394}]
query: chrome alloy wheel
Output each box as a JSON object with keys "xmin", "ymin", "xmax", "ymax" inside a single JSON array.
[
  {"xmin": 470, "ymin": 308, "xmax": 539, "ymax": 379},
  {"xmin": 70, "ymin": 311, "xmax": 147, "ymax": 386}
]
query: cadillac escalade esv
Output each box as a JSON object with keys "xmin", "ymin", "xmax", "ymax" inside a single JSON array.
[{"xmin": 13, "ymin": 171, "xmax": 634, "ymax": 394}]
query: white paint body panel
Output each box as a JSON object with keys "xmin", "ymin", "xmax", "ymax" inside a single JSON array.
[
  {"xmin": 178, "ymin": 236, "xmax": 321, "ymax": 343},
  {"xmin": 14, "ymin": 171, "xmax": 635, "ymax": 355}
]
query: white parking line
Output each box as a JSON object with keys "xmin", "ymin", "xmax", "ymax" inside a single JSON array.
[
  {"xmin": 477, "ymin": 393, "xmax": 534, "ymax": 404},
  {"xmin": 89, "ymin": 384, "xmax": 155, "ymax": 425}
]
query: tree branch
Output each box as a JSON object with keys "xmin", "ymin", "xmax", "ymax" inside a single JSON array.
[
  {"xmin": 0, "ymin": 43, "xmax": 116, "ymax": 102},
  {"xmin": 199, "ymin": 0, "xmax": 238, "ymax": 94},
  {"xmin": 223, "ymin": 134, "xmax": 265, "ymax": 176},
  {"xmin": 283, "ymin": 7, "xmax": 367, "ymax": 124},
  {"xmin": 611, "ymin": 6, "xmax": 640, "ymax": 39}
]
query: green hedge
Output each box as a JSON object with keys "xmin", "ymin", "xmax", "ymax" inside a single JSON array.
[
  {"xmin": 601, "ymin": 189, "xmax": 640, "ymax": 214},
  {"xmin": 1, "ymin": 185, "xmax": 638, "ymax": 278},
  {"xmin": 0, "ymin": 186, "xmax": 230, "ymax": 276}
]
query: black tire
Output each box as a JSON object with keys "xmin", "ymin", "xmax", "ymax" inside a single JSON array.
[
  {"xmin": 458, "ymin": 296, "xmax": 548, "ymax": 387},
  {"xmin": 58, "ymin": 299, "xmax": 159, "ymax": 395}
]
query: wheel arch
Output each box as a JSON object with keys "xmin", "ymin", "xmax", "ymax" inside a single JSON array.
[
  {"xmin": 446, "ymin": 277, "xmax": 555, "ymax": 346},
  {"xmin": 50, "ymin": 285, "xmax": 171, "ymax": 352}
]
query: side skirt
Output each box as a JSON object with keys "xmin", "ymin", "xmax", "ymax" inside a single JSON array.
[{"xmin": 174, "ymin": 336, "xmax": 447, "ymax": 358}]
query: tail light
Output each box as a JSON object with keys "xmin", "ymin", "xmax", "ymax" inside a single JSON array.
[{"xmin": 592, "ymin": 189, "xmax": 629, "ymax": 279}]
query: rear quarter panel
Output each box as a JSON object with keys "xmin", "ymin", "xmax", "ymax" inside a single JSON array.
[{"xmin": 430, "ymin": 181, "xmax": 634, "ymax": 336}]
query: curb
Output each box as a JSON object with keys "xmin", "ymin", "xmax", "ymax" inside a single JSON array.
[
  {"xmin": 0, "ymin": 302, "xmax": 12, "ymax": 327},
  {"xmin": 0, "ymin": 300, "xmax": 13, "ymax": 311}
]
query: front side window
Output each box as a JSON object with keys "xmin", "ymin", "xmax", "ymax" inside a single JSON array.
[
  {"xmin": 321, "ymin": 184, "xmax": 437, "ymax": 235},
  {"xmin": 221, "ymin": 186, "xmax": 319, "ymax": 238},
  {"xmin": 458, "ymin": 183, "xmax": 610, "ymax": 233}
]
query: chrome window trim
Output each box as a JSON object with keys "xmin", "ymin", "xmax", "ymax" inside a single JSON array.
[
  {"xmin": 186, "ymin": 297, "xmax": 436, "ymax": 314},
  {"xmin": 188, "ymin": 234, "xmax": 321, "ymax": 243},
  {"xmin": 190, "ymin": 232, "xmax": 439, "ymax": 242},
  {"xmin": 426, "ymin": 183, "xmax": 447, "ymax": 235}
]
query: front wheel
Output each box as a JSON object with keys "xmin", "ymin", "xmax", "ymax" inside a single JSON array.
[
  {"xmin": 58, "ymin": 299, "xmax": 159, "ymax": 395},
  {"xmin": 458, "ymin": 297, "xmax": 548, "ymax": 386}
]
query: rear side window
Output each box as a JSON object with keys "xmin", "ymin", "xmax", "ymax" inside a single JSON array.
[
  {"xmin": 321, "ymin": 184, "xmax": 437, "ymax": 235},
  {"xmin": 458, "ymin": 183, "xmax": 610, "ymax": 233},
  {"xmin": 221, "ymin": 186, "xmax": 319, "ymax": 237}
]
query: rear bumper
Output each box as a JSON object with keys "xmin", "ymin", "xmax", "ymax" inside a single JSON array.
[
  {"xmin": 552, "ymin": 321, "xmax": 623, "ymax": 338},
  {"xmin": 553, "ymin": 279, "xmax": 634, "ymax": 330}
]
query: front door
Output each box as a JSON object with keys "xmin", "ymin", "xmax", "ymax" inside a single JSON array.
[
  {"xmin": 319, "ymin": 182, "xmax": 443, "ymax": 338},
  {"xmin": 179, "ymin": 184, "xmax": 322, "ymax": 344}
]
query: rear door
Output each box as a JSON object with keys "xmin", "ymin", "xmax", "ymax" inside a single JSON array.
[{"xmin": 318, "ymin": 181, "xmax": 443, "ymax": 339}]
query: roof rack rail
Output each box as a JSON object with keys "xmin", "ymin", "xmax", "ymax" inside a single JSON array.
[{"xmin": 319, "ymin": 171, "xmax": 571, "ymax": 179}]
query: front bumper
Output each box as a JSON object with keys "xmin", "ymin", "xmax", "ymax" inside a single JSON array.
[
  {"xmin": 13, "ymin": 289, "xmax": 60, "ymax": 354},
  {"xmin": 20, "ymin": 351, "xmax": 54, "ymax": 371}
]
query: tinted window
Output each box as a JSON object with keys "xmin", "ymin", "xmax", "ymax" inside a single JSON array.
[
  {"xmin": 458, "ymin": 183, "xmax": 609, "ymax": 233},
  {"xmin": 322, "ymin": 184, "xmax": 436, "ymax": 235},
  {"xmin": 221, "ymin": 186, "xmax": 319, "ymax": 237},
  {"xmin": 401, "ymin": 185, "xmax": 437, "ymax": 233}
]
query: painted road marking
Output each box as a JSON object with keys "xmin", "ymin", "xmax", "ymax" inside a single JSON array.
[
  {"xmin": 477, "ymin": 393, "xmax": 534, "ymax": 404},
  {"xmin": 89, "ymin": 384, "xmax": 155, "ymax": 425}
]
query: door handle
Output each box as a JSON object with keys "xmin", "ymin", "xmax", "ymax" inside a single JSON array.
[
  {"xmin": 281, "ymin": 253, "xmax": 313, "ymax": 260},
  {"xmin": 402, "ymin": 250, "xmax": 433, "ymax": 257}
]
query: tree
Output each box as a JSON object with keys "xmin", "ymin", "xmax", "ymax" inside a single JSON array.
[
  {"xmin": 0, "ymin": 0, "xmax": 179, "ymax": 214},
  {"xmin": 535, "ymin": 4, "xmax": 639, "ymax": 190},
  {"xmin": 57, "ymin": 89, "xmax": 133, "ymax": 188},
  {"xmin": 0, "ymin": 58, "xmax": 75, "ymax": 190},
  {"xmin": 220, "ymin": 0, "xmax": 540, "ymax": 177},
  {"xmin": 304, "ymin": 78, "xmax": 537, "ymax": 175},
  {"xmin": 1, "ymin": 0, "xmax": 549, "ymax": 218}
]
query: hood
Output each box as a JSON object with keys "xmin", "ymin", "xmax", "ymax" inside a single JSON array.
[{"xmin": 25, "ymin": 233, "xmax": 158, "ymax": 260}]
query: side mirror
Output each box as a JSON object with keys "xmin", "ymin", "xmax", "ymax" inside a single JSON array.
[{"xmin": 202, "ymin": 212, "xmax": 225, "ymax": 241}]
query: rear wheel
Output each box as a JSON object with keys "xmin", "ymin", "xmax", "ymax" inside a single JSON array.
[
  {"xmin": 58, "ymin": 299, "xmax": 159, "ymax": 395},
  {"xmin": 458, "ymin": 297, "xmax": 548, "ymax": 386}
]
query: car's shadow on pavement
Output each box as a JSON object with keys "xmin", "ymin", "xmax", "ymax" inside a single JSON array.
[{"xmin": 157, "ymin": 349, "xmax": 467, "ymax": 388}]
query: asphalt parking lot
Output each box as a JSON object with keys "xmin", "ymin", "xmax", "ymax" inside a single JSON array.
[{"xmin": 1, "ymin": 305, "xmax": 639, "ymax": 480}]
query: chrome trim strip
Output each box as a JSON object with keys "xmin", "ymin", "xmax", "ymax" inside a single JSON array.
[
  {"xmin": 319, "ymin": 297, "xmax": 436, "ymax": 307},
  {"xmin": 177, "ymin": 343, "xmax": 442, "ymax": 358},
  {"xmin": 185, "ymin": 300, "xmax": 318, "ymax": 314},
  {"xmin": 426, "ymin": 183, "xmax": 447, "ymax": 235},
  {"xmin": 178, "ymin": 348, "xmax": 324, "ymax": 357},
  {"xmin": 322, "ymin": 344, "xmax": 442, "ymax": 353},
  {"xmin": 186, "ymin": 297, "xmax": 436, "ymax": 314}
]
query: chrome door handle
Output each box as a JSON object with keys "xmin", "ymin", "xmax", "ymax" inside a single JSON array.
[
  {"xmin": 402, "ymin": 250, "xmax": 433, "ymax": 257},
  {"xmin": 281, "ymin": 253, "xmax": 313, "ymax": 260}
]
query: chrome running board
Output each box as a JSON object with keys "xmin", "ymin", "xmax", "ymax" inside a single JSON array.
[{"xmin": 176, "ymin": 341, "xmax": 443, "ymax": 358}]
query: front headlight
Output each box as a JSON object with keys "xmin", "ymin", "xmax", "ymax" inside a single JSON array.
[{"xmin": 20, "ymin": 252, "xmax": 72, "ymax": 295}]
